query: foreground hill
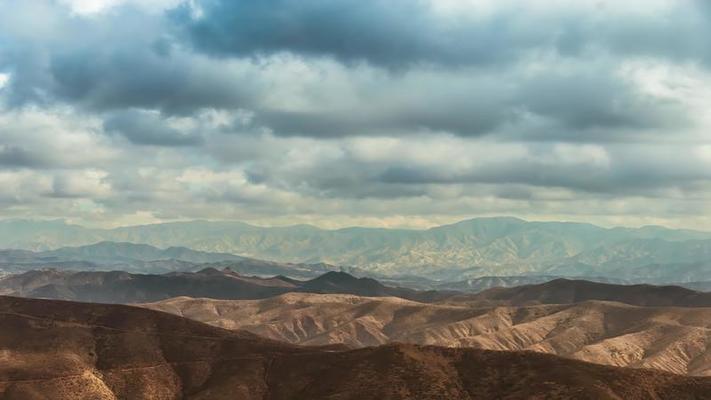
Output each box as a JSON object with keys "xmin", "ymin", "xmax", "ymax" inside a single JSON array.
[
  {"xmin": 462, "ymin": 278, "xmax": 711, "ymax": 307},
  {"xmin": 3, "ymin": 217, "xmax": 711, "ymax": 280},
  {"xmin": 145, "ymin": 293, "xmax": 711, "ymax": 376},
  {"xmin": 2, "ymin": 295, "xmax": 711, "ymax": 399},
  {"xmin": 0, "ymin": 269, "xmax": 447, "ymax": 303}
]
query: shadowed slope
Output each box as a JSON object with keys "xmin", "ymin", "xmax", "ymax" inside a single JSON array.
[
  {"xmin": 0, "ymin": 269, "xmax": 450, "ymax": 303},
  {"xmin": 2, "ymin": 295, "xmax": 711, "ymax": 399},
  {"xmin": 460, "ymin": 278, "xmax": 711, "ymax": 307},
  {"xmin": 0, "ymin": 268, "xmax": 296, "ymax": 303}
]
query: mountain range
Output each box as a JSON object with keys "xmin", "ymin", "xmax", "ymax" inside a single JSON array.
[
  {"xmin": 2, "ymin": 217, "xmax": 711, "ymax": 280},
  {"xmin": 0, "ymin": 241, "xmax": 638, "ymax": 291},
  {"xmin": 2, "ymin": 295, "xmax": 711, "ymax": 399},
  {"xmin": 0, "ymin": 269, "xmax": 447, "ymax": 303},
  {"xmin": 0, "ymin": 241, "xmax": 339, "ymax": 278},
  {"xmin": 0, "ymin": 242, "xmax": 241, "ymax": 275}
]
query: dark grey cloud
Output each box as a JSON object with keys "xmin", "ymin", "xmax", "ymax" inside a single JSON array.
[
  {"xmin": 103, "ymin": 109, "xmax": 203, "ymax": 146},
  {"xmin": 252, "ymin": 64, "xmax": 689, "ymax": 139},
  {"xmin": 589, "ymin": 1, "xmax": 711, "ymax": 66},
  {"xmin": 521, "ymin": 74, "xmax": 650, "ymax": 130},
  {"xmin": 255, "ymin": 100, "xmax": 514, "ymax": 138},
  {"xmin": 47, "ymin": 47, "xmax": 257, "ymax": 114},
  {"xmin": 174, "ymin": 0, "xmax": 547, "ymax": 68},
  {"xmin": 514, "ymin": 68, "xmax": 690, "ymax": 137},
  {"xmin": 0, "ymin": 145, "xmax": 49, "ymax": 168},
  {"xmin": 376, "ymin": 147, "xmax": 710, "ymax": 196},
  {"xmin": 0, "ymin": 0, "xmax": 701, "ymax": 139},
  {"xmin": 177, "ymin": 0, "xmax": 711, "ymax": 69},
  {"xmin": 0, "ymin": 1, "xmax": 258, "ymax": 114}
]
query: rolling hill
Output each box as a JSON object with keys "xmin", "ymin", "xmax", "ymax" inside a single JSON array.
[
  {"xmin": 2, "ymin": 295, "xmax": 711, "ymax": 399},
  {"xmin": 144, "ymin": 293, "xmax": 711, "ymax": 376}
]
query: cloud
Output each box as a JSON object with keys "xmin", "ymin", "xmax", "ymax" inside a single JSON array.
[
  {"xmin": 103, "ymin": 109, "xmax": 204, "ymax": 146},
  {"xmin": 516, "ymin": 67, "xmax": 689, "ymax": 133},
  {"xmin": 175, "ymin": 0, "xmax": 488, "ymax": 68},
  {"xmin": 177, "ymin": 0, "xmax": 711, "ymax": 69},
  {"xmin": 0, "ymin": 0, "xmax": 259, "ymax": 113},
  {"xmin": 0, "ymin": 0, "xmax": 710, "ymax": 230},
  {"xmin": 0, "ymin": 145, "xmax": 50, "ymax": 168},
  {"xmin": 0, "ymin": 0, "xmax": 700, "ymax": 138},
  {"xmin": 59, "ymin": 0, "xmax": 182, "ymax": 15},
  {"xmin": 246, "ymin": 58, "xmax": 691, "ymax": 138},
  {"xmin": 49, "ymin": 169, "xmax": 113, "ymax": 199},
  {"xmin": 0, "ymin": 107, "xmax": 116, "ymax": 169}
]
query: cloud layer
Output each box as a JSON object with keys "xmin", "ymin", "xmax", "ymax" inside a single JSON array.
[{"xmin": 0, "ymin": 0, "xmax": 710, "ymax": 229}]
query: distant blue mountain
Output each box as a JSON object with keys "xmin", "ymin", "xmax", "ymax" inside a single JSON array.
[{"xmin": 1, "ymin": 217, "xmax": 710, "ymax": 280}]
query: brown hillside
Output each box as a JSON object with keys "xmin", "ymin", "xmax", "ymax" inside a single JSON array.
[
  {"xmin": 2, "ymin": 295, "xmax": 711, "ymax": 399},
  {"xmin": 146, "ymin": 293, "xmax": 711, "ymax": 376}
]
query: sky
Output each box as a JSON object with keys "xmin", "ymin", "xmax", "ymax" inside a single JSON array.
[{"xmin": 0, "ymin": 0, "xmax": 711, "ymax": 229}]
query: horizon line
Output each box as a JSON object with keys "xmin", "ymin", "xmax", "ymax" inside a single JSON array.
[{"xmin": 0, "ymin": 215, "xmax": 708, "ymax": 234}]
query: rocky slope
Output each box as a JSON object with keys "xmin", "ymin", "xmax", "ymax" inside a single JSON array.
[
  {"xmin": 146, "ymin": 293, "xmax": 711, "ymax": 376},
  {"xmin": 2, "ymin": 295, "xmax": 711, "ymax": 399}
]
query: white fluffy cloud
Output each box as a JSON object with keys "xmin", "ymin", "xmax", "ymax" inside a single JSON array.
[{"xmin": 59, "ymin": 0, "xmax": 182, "ymax": 14}]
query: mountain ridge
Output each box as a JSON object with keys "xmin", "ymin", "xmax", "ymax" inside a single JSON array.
[
  {"xmin": 0, "ymin": 241, "xmax": 341, "ymax": 278},
  {"xmin": 0, "ymin": 268, "xmax": 449, "ymax": 303},
  {"xmin": 462, "ymin": 278, "xmax": 711, "ymax": 307},
  {"xmin": 2, "ymin": 217, "xmax": 711, "ymax": 280}
]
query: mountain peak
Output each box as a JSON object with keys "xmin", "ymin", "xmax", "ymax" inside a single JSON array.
[
  {"xmin": 315, "ymin": 270, "xmax": 361, "ymax": 282},
  {"xmin": 196, "ymin": 267, "xmax": 224, "ymax": 275}
]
